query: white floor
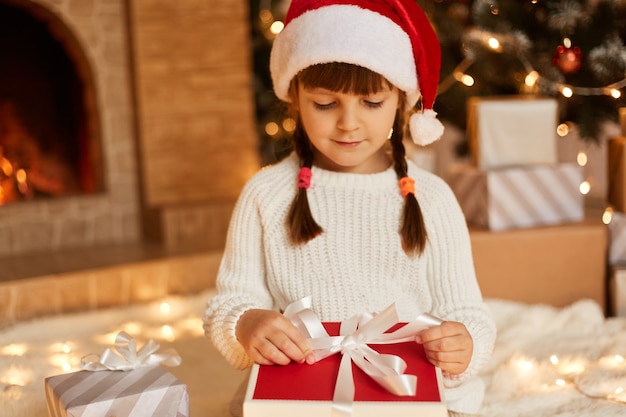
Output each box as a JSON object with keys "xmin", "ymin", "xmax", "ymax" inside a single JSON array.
[
  {"xmin": 0, "ymin": 289, "xmax": 246, "ymax": 417},
  {"xmin": 4, "ymin": 288, "xmax": 626, "ymax": 417}
]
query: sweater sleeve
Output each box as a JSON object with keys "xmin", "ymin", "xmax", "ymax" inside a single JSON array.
[
  {"xmin": 419, "ymin": 172, "xmax": 496, "ymax": 386},
  {"xmin": 203, "ymin": 176, "xmax": 277, "ymax": 370}
]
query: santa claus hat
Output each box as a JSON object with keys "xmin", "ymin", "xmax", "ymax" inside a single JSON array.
[{"xmin": 270, "ymin": 0, "xmax": 444, "ymax": 146}]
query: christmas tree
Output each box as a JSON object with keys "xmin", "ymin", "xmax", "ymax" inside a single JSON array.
[
  {"xmin": 249, "ymin": 0, "xmax": 626, "ymax": 164},
  {"xmin": 428, "ymin": 0, "xmax": 626, "ymax": 143}
]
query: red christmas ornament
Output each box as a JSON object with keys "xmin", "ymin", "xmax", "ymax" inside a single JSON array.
[{"xmin": 552, "ymin": 45, "xmax": 582, "ymax": 74}]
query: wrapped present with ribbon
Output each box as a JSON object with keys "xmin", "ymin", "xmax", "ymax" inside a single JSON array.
[
  {"xmin": 243, "ymin": 298, "xmax": 448, "ymax": 417},
  {"xmin": 446, "ymin": 162, "xmax": 584, "ymax": 231},
  {"xmin": 44, "ymin": 332, "xmax": 189, "ymax": 417}
]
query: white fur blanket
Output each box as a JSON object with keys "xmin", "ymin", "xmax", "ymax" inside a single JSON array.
[{"xmin": 2, "ymin": 292, "xmax": 626, "ymax": 417}]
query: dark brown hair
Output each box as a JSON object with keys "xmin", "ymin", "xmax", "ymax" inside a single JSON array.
[{"xmin": 286, "ymin": 63, "xmax": 428, "ymax": 256}]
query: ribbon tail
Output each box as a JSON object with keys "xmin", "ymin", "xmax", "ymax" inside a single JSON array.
[
  {"xmin": 371, "ymin": 374, "xmax": 417, "ymax": 397},
  {"xmin": 147, "ymin": 349, "xmax": 183, "ymax": 367},
  {"xmin": 331, "ymin": 353, "xmax": 355, "ymax": 417}
]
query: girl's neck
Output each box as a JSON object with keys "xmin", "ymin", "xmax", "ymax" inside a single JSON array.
[{"xmin": 311, "ymin": 148, "xmax": 393, "ymax": 174}]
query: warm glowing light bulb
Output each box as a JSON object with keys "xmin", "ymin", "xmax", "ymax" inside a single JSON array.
[
  {"xmin": 603, "ymin": 207, "xmax": 614, "ymax": 225},
  {"xmin": 259, "ymin": 9, "xmax": 273, "ymax": 24},
  {"xmin": 576, "ymin": 151, "xmax": 588, "ymax": 166},
  {"xmin": 516, "ymin": 357, "xmax": 533, "ymax": 372},
  {"xmin": 550, "ymin": 355, "xmax": 559, "ymax": 365},
  {"xmin": 524, "ymin": 71, "xmax": 539, "ymax": 87},
  {"xmin": 160, "ymin": 302, "xmax": 171, "ymax": 315},
  {"xmin": 488, "ymin": 37, "xmax": 500, "ymax": 50},
  {"xmin": 265, "ymin": 121, "xmax": 280, "ymax": 136},
  {"xmin": 556, "ymin": 123, "xmax": 569, "ymax": 137},
  {"xmin": 579, "ymin": 181, "xmax": 590, "ymax": 195},
  {"xmin": 282, "ymin": 117, "xmax": 296, "ymax": 133},
  {"xmin": 461, "ymin": 74, "xmax": 475, "ymax": 86},
  {"xmin": 561, "ymin": 87, "xmax": 573, "ymax": 97},
  {"xmin": 270, "ymin": 21, "xmax": 284, "ymax": 35},
  {"xmin": 1, "ymin": 343, "xmax": 28, "ymax": 356},
  {"xmin": 161, "ymin": 325, "xmax": 174, "ymax": 341},
  {"xmin": 555, "ymin": 378, "xmax": 566, "ymax": 387},
  {"xmin": 610, "ymin": 89, "xmax": 621, "ymax": 99},
  {"xmin": 615, "ymin": 354, "xmax": 624, "ymax": 363},
  {"xmin": 3, "ymin": 365, "xmax": 31, "ymax": 386},
  {"xmin": 123, "ymin": 322, "xmax": 142, "ymax": 335}
]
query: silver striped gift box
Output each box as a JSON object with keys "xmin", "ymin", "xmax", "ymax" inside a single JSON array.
[
  {"xmin": 45, "ymin": 365, "xmax": 189, "ymax": 417},
  {"xmin": 609, "ymin": 210, "xmax": 626, "ymax": 265},
  {"xmin": 446, "ymin": 163, "xmax": 584, "ymax": 231}
]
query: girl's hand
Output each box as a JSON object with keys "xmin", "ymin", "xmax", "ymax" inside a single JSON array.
[
  {"xmin": 415, "ymin": 321, "xmax": 473, "ymax": 376},
  {"xmin": 236, "ymin": 309, "xmax": 314, "ymax": 366}
]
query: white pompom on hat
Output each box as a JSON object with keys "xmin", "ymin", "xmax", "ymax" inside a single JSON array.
[{"xmin": 270, "ymin": 0, "xmax": 444, "ymax": 146}]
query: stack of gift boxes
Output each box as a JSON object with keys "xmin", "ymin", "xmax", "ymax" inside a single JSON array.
[
  {"xmin": 448, "ymin": 96, "xmax": 584, "ymax": 231},
  {"xmin": 608, "ymin": 108, "xmax": 626, "ymax": 316},
  {"xmin": 446, "ymin": 96, "xmax": 607, "ymax": 308}
]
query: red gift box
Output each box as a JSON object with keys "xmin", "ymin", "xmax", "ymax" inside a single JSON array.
[{"xmin": 244, "ymin": 323, "xmax": 447, "ymax": 417}]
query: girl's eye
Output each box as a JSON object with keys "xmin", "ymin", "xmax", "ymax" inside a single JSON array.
[
  {"xmin": 313, "ymin": 102, "xmax": 335, "ymax": 110},
  {"xmin": 364, "ymin": 100, "xmax": 383, "ymax": 109}
]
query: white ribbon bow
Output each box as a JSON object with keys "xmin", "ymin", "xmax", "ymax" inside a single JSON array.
[
  {"xmin": 284, "ymin": 297, "xmax": 443, "ymax": 417},
  {"xmin": 81, "ymin": 331, "xmax": 182, "ymax": 371}
]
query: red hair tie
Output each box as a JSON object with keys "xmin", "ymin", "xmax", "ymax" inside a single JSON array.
[
  {"xmin": 297, "ymin": 167, "xmax": 312, "ymax": 189},
  {"xmin": 399, "ymin": 176, "xmax": 415, "ymax": 198}
]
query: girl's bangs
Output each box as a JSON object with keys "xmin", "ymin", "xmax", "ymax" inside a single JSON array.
[{"xmin": 297, "ymin": 63, "xmax": 388, "ymax": 95}]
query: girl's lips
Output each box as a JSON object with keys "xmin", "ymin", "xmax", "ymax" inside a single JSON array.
[{"xmin": 334, "ymin": 140, "xmax": 362, "ymax": 148}]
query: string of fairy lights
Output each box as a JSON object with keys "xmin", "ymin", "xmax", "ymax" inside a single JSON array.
[
  {"xmin": 439, "ymin": 35, "xmax": 626, "ymax": 100},
  {"xmin": 0, "ymin": 297, "xmax": 205, "ymax": 390}
]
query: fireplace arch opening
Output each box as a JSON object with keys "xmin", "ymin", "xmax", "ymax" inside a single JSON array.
[{"xmin": 0, "ymin": 0, "xmax": 104, "ymax": 204}]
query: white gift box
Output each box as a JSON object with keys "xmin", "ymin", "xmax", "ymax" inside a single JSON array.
[
  {"xmin": 467, "ymin": 96, "xmax": 558, "ymax": 169},
  {"xmin": 447, "ymin": 163, "xmax": 584, "ymax": 231},
  {"xmin": 45, "ymin": 365, "xmax": 189, "ymax": 417}
]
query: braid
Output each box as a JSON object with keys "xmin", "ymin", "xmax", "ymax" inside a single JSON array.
[
  {"xmin": 287, "ymin": 120, "xmax": 323, "ymax": 244},
  {"xmin": 390, "ymin": 113, "xmax": 428, "ymax": 256}
]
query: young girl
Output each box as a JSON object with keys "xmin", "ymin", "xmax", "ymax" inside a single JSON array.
[{"xmin": 204, "ymin": 0, "xmax": 496, "ymax": 415}]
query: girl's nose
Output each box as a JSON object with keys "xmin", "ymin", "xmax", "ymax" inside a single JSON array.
[{"xmin": 337, "ymin": 106, "xmax": 359, "ymax": 131}]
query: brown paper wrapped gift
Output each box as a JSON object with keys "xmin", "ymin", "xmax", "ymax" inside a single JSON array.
[
  {"xmin": 470, "ymin": 219, "xmax": 607, "ymax": 309},
  {"xmin": 608, "ymin": 137, "xmax": 626, "ymax": 212}
]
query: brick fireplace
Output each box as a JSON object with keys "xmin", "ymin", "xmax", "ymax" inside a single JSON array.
[
  {"xmin": 0, "ymin": 0, "xmax": 139, "ymax": 256},
  {"xmin": 0, "ymin": 0, "xmax": 259, "ymax": 324}
]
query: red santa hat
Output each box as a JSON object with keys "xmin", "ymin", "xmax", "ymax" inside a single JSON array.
[{"xmin": 270, "ymin": 0, "xmax": 444, "ymax": 146}]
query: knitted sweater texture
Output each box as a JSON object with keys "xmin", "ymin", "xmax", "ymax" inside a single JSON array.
[{"xmin": 204, "ymin": 153, "xmax": 496, "ymax": 413}]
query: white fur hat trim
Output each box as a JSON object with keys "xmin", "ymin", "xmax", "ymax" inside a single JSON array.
[{"xmin": 270, "ymin": 5, "xmax": 420, "ymax": 109}]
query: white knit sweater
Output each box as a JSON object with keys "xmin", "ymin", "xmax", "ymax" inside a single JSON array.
[{"xmin": 204, "ymin": 153, "xmax": 496, "ymax": 413}]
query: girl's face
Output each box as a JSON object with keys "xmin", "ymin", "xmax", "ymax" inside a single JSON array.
[{"xmin": 296, "ymin": 82, "xmax": 400, "ymax": 174}]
